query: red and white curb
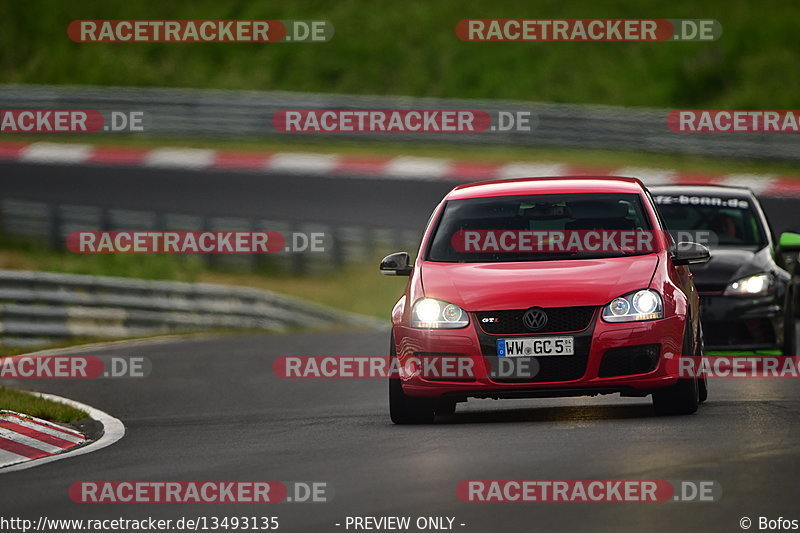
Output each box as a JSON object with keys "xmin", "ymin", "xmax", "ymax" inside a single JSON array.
[
  {"xmin": 0, "ymin": 393, "xmax": 125, "ymax": 473},
  {"xmin": 0, "ymin": 410, "xmax": 86, "ymax": 466},
  {"xmin": 2, "ymin": 141, "xmax": 800, "ymax": 197}
]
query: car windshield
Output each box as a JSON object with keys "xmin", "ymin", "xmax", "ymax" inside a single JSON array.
[
  {"xmin": 426, "ymin": 193, "xmax": 654, "ymax": 263},
  {"xmin": 653, "ymin": 194, "xmax": 766, "ymax": 248}
]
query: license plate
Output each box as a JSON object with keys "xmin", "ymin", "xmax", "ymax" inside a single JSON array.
[{"xmin": 497, "ymin": 336, "xmax": 574, "ymax": 357}]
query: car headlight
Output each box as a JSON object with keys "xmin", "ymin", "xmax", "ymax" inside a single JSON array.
[
  {"xmin": 724, "ymin": 273, "xmax": 771, "ymax": 296},
  {"xmin": 412, "ymin": 298, "xmax": 469, "ymax": 329},
  {"xmin": 602, "ymin": 289, "xmax": 663, "ymax": 322}
]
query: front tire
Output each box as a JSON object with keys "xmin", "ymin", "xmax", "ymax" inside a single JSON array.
[
  {"xmin": 697, "ymin": 323, "xmax": 708, "ymax": 403},
  {"xmin": 653, "ymin": 376, "xmax": 699, "ymax": 415},
  {"xmin": 653, "ymin": 322, "xmax": 700, "ymax": 415},
  {"xmin": 783, "ymin": 290, "xmax": 797, "ymax": 355},
  {"xmin": 698, "ymin": 375, "xmax": 708, "ymax": 404},
  {"xmin": 389, "ymin": 376, "xmax": 436, "ymax": 424},
  {"xmin": 388, "ymin": 334, "xmax": 436, "ymax": 424}
]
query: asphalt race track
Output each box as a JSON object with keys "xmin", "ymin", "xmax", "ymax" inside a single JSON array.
[
  {"xmin": 3, "ymin": 161, "xmax": 798, "ymax": 234},
  {"xmin": 2, "ymin": 329, "xmax": 800, "ymax": 532},
  {"xmin": 0, "ymin": 162, "xmax": 452, "ymax": 231}
]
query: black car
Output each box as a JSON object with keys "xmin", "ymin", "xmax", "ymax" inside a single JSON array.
[{"xmin": 650, "ymin": 185, "xmax": 800, "ymax": 354}]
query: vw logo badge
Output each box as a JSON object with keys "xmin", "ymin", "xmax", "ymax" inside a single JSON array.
[{"xmin": 522, "ymin": 307, "xmax": 548, "ymax": 331}]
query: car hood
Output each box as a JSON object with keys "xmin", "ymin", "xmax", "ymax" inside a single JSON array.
[
  {"xmin": 690, "ymin": 246, "xmax": 772, "ymax": 288},
  {"xmin": 419, "ymin": 254, "xmax": 659, "ymax": 311}
]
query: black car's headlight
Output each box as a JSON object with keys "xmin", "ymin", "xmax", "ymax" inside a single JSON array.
[
  {"xmin": 723, "ymin": 273, "xmax": 772, "ymax": 296},
  {"xmin": 602, "ymin": 289, "xmax": 663, "ymax": 322},
  {"xmin": 412, "ymin": 298, "xmax": 469, "ymax": 329}
]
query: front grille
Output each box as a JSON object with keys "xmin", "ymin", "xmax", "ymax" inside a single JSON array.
[
  {"xmin": 475, "ymin": 306, "xmax": 596, "ymax": 335},
  {"xmin": 474, "ymin": 306, "xmax": 596, "ymax": 383},
  {"xmin": 598, "ymin": 344, "xmax": 660, "ymax": 378},
  {"xmin": 695, "ymin": 283, "xmax": 728, "ymax": 293}
]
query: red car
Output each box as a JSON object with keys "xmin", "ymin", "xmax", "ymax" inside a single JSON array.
[{"xmin": 381, "ymin": 177, "xmax": 711, "ymax": 424}]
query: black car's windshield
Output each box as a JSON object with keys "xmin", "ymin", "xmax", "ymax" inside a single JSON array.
[
  {"xmin": 653, "ymin": 194, "xmax": 766, "ymax": 248},
  {"xmin": 426, "ymin": 193, "xmax": 654, "ymax": 263}
]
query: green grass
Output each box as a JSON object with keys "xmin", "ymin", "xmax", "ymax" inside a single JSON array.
[
  {"xmin": 0, "ymin": 387, "xmax": 87, "ymax": 423},
  {"xmin": 197, "ymin": 260, "xmax": 405, "ymax": 319},
  {"xmin": 0, "ymin": 236, "xmax": 207, "ymax": 281},
  {"xmin": 1, "ymin": 0, "xmax": 799, "ymax": 108}
]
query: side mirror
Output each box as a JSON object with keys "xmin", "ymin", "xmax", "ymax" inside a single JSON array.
[
  {"xmin": 673, "ymin": 242, "xmax": 711, "ymax": 265},
  {"xmin": 380, "ymin": 252, "xmax": 413, "ymax": 276},
  {"xmin": 779, "ymin": 232, "xmax": 800, "ymax": 252}
]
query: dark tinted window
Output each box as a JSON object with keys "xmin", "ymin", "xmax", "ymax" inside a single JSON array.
[
  {"xmin": 653, "ymin": 194, "xmax": 765, "ymax": 247},
  {"xmin": 426, "ymin": 193, "xmax": 653, "ymax": 262}
]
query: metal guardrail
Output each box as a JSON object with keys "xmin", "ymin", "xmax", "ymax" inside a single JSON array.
[
  {"xmin": 0, "ymin": 84, "xmax": 797, "ymax": 161},
  {"xmin": 0, "ymin": 198, "xmax": 421, "ymax": 275},
  {"xmin": 0, "ymin": 269, "xmax": 386, "ymax": 347},
  {"xmin": 0, "ymin": 198, "xmax": 403, "ymax": 347}
]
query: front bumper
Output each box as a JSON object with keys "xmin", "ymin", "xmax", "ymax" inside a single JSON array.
[
  {"xmin": 394, "ymin": 311, "xmax": 686, "ymax": 400},
  {"xmin": 699, "ymin": 292, "xmax": 783, "ymax": 350}
]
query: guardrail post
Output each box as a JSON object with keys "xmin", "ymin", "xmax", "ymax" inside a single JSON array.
[{"xmin": 48, "ymin": 203, "xmax": 62, "ymax": 250}]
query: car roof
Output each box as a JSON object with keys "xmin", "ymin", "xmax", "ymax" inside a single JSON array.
[
  {"xmin": 649, "ymin": 184, "xmax": 755, "ymax": 199},
  {"xmin": 446, "ymin": 176, "xmax": 646, "ymax": 200}
]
